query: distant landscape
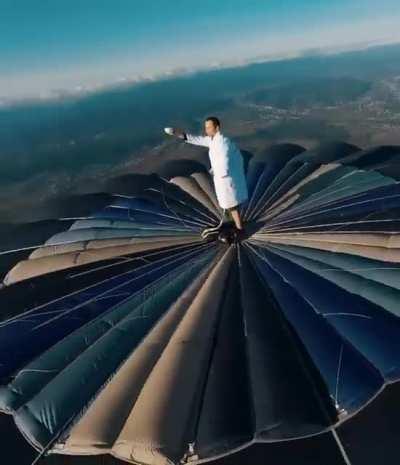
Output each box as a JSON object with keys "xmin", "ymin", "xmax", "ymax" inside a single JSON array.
[{"xmin": 1, "ymin": 42, "xmax": 400, "ymax": 223}]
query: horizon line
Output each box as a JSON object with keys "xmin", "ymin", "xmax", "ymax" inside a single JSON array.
[{"xmin": 1, "ymin": 37, "xmax": 399, "ymax": 109}]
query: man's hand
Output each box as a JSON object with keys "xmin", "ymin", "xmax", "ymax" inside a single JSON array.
[{"xmin": 164, "ymin": 127, "xmax": 186, "ymax": 139}]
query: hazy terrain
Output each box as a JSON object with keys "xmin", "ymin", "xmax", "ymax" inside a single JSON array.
[{"xmin": 1, "ymin": 42, "xmax": 400, "ymax": 223}]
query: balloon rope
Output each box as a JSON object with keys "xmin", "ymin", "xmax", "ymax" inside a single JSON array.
[
  {"xmin": 331, "ymin": 428, "xmax": 353, "ymax": 465},
  {"xmin": 147, "ymin": 186, "xmax": 214, "ymax": 225},
  {"xmin": 334, "ymin": 344, "xmax": 344, "ymax": 409},
  {"xmin": 158, "ymin": 185, "xmax": 200, "ymax": 231},
  {"xmin": 0, "ymin": 243, "xmax": 211, "ymax": 329},
  {"xmin": 29, "ymin": 411, "xmax": 77, "ymax": 465},
  {"xmin": 250, "ymin": 164, "xmax": 306, "ymax": 220}
]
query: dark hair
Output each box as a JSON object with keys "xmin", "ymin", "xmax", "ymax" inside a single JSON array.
[{"xmin": 205, "ymin": 116, "xmax": 220, "ymax": 128}]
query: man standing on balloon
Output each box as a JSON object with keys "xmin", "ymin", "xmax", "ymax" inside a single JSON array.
[{"xmin": 165, "ymin": 116, "xmax": 248, "ymax": 241}]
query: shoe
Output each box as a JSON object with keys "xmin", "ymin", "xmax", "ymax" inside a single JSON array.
[{"xmin": 217, "ymin": 232, "xmax": 229, "ymax": 244}]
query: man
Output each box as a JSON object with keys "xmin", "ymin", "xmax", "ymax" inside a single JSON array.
[{"xmin": 165, "ymin": 116, "xmax": 248, "ymax": 240}]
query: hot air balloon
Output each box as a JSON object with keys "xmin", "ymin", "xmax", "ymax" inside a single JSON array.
[{"xmin": 1, "ymin": 141, "xmax": 400, "ymax": 465}]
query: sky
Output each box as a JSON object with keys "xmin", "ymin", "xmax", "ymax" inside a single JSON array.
[{"xmin": 1, "ymin": 0, "xmax": 400, "ymax": 101}]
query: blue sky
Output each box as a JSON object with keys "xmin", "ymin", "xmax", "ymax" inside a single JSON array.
[{"xmin": 1, "ymin": 0, "xmax": 400, "ymax": 100}]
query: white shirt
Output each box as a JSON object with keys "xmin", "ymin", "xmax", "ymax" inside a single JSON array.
[
  {"xmin": 184, "ymin": 131, "xmax": 237, "ymax": 178},
  {"xmin": 184, "ymin": 130, "xmax": 248, "ymax": 209}
]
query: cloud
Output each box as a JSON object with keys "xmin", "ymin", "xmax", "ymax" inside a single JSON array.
[{"xmin": 1, "ymin": 15, "xmax": 399, "ymax": 107}]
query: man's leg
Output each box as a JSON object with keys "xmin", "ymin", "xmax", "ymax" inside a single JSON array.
[{"xmin": 229, "ymin": 206, "xmax": 243, "ymax": 230}]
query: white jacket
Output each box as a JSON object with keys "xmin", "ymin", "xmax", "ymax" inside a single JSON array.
[{"xmin": 184, "ymin": 131, "xmax": 248, "ymax": 209}]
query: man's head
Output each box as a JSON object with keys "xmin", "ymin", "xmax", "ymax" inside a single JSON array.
[{"xmin": 204, "ymin": 116, "xmax": 220, "ymax": 137}]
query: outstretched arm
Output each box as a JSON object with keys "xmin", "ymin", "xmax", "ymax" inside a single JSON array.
[
  {"xmin": 165, "ymin": 127, "xmax": 211, "ymax": 147},
  {"xmin": 183, "ymin": 132, "xmax": 211, "ymax": 147}
]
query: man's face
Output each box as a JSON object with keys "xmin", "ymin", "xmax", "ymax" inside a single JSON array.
[{"xmin": 205, "ymin": 120, "xmax": 219, "ymax": 137}]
